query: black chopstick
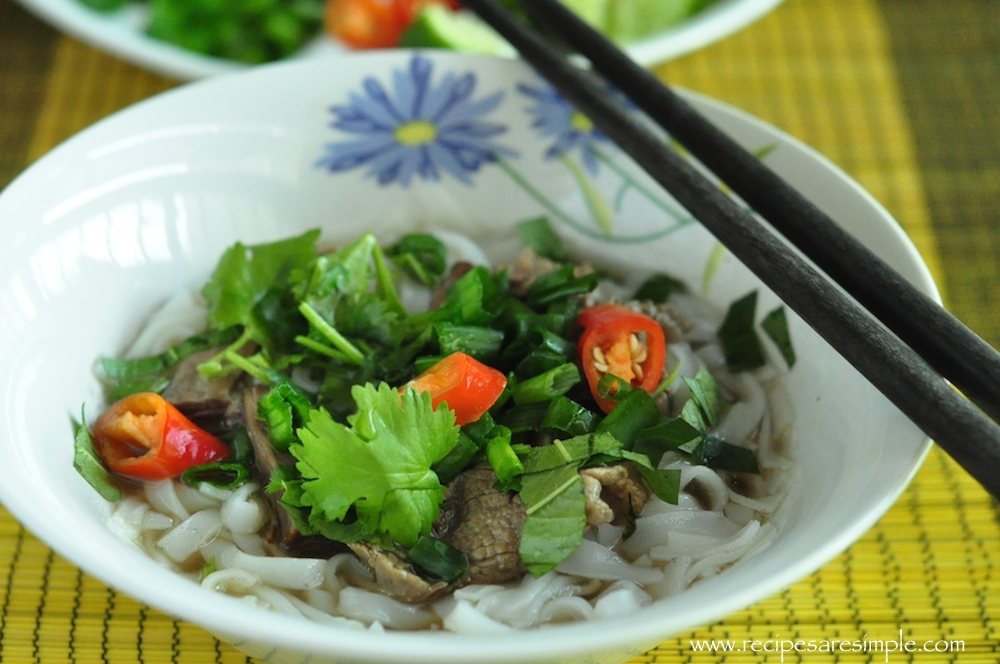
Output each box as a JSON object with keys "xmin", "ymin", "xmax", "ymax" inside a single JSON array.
[
  {"xmin": 515, "ymin": 0, "xmax": 1000, "ymax": 428},
  {"xmin": 459, "ymin": 0, "xmax": 1000, "ymax": 498}
]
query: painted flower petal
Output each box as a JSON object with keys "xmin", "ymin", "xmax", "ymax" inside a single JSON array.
[{"xmin": 317, "ymin": 55, "xmax": 513, "ymax": 187}]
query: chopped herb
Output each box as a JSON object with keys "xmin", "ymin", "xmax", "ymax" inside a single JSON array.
[
  {"xmin": 511, "ymin": 362, "xmax": 580, "ymax": 404},
  {"xmin": 632, "ymin": 273, "xmax": 686, "ymax": 303},
  {"xmin": 289, "ymin": 383, "xmax": 459, "ymax": 548},
  {"xmin": 686, "ymin": 435, "xmax": 761, "ymax": 474},
  {"xmin": 595, "ymin": 388, "xmax": 660, "ymax": 448},
  {"xmin": 72, "ymin": 410, "xmax": 121, "ymax": 502},
  {"xmin": 516, "ymin": 216, "xmax": 570, "ymax": 262},
  {"xmin": 79, "ymin": 223, "xmax": 784, "ymax": 583},
  {"xmin": 202, "ymin": 229, "xmax": 320, "ymax": 347},
  {"xmin": 718, "ymin": 290, "xmax": 767, "ymax": 372},
  {"xmin": 761, "ymin": 305, "xmax": 796, "ymax": 368},
  {"xmin": 181, "ymin": 462, "xmax": 251, "ymax": 490},
  {"xmin": 257, "ymin": 382, "xmax": 313, "ymax": 452},
  {"xmin": 385, "ymin": 233, "xmax": 447, "ymax": 286},
  {"xmin": 518, "ymin": 463, "xmax": 587, "ymax": 576},
  {"xmin": 408, "ymin": 535, "xmax": 468, "ymax": 582}
]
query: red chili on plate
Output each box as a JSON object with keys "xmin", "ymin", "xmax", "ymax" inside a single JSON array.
[
  {"xmin": 324, "ymin": 0, "xmax": 458, "ymax": 49},
  {"xmin": 92, "ymin": 392, "xmax": 230, "ymax": 481},
  {"xmin": 577, "ymin": 304, "xmax": 667, "ymax": 412}
]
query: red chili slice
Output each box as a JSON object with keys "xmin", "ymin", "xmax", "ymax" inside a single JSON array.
[
  {"xmin": 92, "ymin": 392, "xmax": 230, "ymax": 481},
  {"xmin": 403, "ymin": 352, "xmax": 507, "ymax": 426},
  {"xmin": 577, "ymin": 304, "xmax": 667, "ymax": 413}
]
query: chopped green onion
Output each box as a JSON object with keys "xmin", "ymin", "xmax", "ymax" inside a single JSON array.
[
  {"xmin": 435, "ymin": 324, "xmax": 505, "ymax": 363},
  {"xmin": 407, "ymin": 536, "xmax": 468, "ymax": 583},
  {"xmin": 511, "ymin": 363, "xmax": 580, "ymax": 404},
  {"xmin": 258, "ymin": 382, "xmax": 312, "ymax": 452},
  {"xmin": 431, "ymin": 432, "xmax": 481, "ymax": 484},
  {"xmin": 100, "ymin": 327, "xmax": 241, "ymax": 381},
  {"xmin": 485, "ymin": 427, "xmax": 524, "ymax": 487},
  {"xmin": 181, "ymin": 463, "xmax": 251, "ymax": 490}
]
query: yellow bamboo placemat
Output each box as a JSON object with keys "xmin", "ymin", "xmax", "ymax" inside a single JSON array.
[{"xmin": 2, "ymin": 0, "xmax": 998, "ymax": 662}]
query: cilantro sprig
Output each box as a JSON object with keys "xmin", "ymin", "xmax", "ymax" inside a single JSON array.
[{"xmin": 288, "ymin": 384, "xmax": 459, "ymax": 549}]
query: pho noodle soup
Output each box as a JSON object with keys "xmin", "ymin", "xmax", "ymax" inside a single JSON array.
[{"xmin": 76, "ymin": 224, "xmax": 794, "ymax": 632}]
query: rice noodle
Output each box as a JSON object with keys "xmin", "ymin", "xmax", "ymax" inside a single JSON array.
[
  {"xmin": 337, "ymin": 587, "xmax": 438, "ymax": 630},
  {"xmin": 557, "ymin": 538, "xmax": 663, "ymax": 585},
  {"xmin": 156, "ymin": 509, "xmax": 223, "ymax": 563},
  {"xmin": 219, "ymin": 483, "xmax": 266, "ymax": 535},
  {"xmin": 203, "ymin": 540, "xmax": 325, "ymax": 590}
]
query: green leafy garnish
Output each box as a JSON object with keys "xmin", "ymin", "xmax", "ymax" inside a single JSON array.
[
  {"xmin": 761, "ymin": 305, "xmax": 796, "ymax": 368},
  {"xmin": 632, "ymin": 273, "xmax": 686, "ymax": 303},
  {"xmin": 202, "ymin": 229, "xmax": 320, "ymax": 345},
  {"xmin": 718, "ymin": 290, "xmax": 767, "ymax": 372},
  {"xmin": 516, "ymin": 216, "xmax": 570, "ymax": 262},
  {"xmin": 290, "ymin": 383, "xmax": 459, "ymax": 548},
  {"xmin": 385, "ymin": 233, "xmax": 447, "ymax": 286},
  {"xmin": 72, "ymin": 410, "xmax": 121, "ymax": 502},
  {"xmin": 181, "ymin": 462, "xmax": 251, "ymax": 490},
  {"xmin": 408, "ymin": 535, "xmax": 469, "ymax": 583},
  {"xmin": 718, "ymin": 290, "xmax": 794, "ymax": 373},
  {"xmin": 519, "ymin": 463, "xmax": 587, "ymax": 577}
]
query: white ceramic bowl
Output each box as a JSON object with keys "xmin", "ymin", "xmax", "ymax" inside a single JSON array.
[
  {"xmin": 0, "ymin": 52, "xmax": 933, "ymax": 664},
  {"xmin": 16, "ymin": 0, "xmax": 784, "ymax": 80}
]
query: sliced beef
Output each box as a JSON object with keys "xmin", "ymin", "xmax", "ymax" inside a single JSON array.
[
  {"xmin": 348, "ymin": 542, "xmax": 452, "ymax": 604},
  {"xmin": 161, "ymin": 348, "xmax": 244, "ymax": 435},
  {"xmin": 506, "ymin": 248, "xmax": 559, "ymax": 297},
  {"xmin": 435, "ymin": 465, "xmax": 527, "ymax": 585},
  {"xmin": 580, "ymin": 462, "xmax": 651, "ymax": 527}
]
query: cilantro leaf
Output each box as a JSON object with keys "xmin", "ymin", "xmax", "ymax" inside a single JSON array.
[{"xmin": 291, "ymin": 383, "xmax": 459, "ymax": 548}]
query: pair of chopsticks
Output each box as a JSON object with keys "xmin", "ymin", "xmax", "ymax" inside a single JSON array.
[{"xmin": 460, "ymin": 0, "xmax": 1000, "ymax": 499}]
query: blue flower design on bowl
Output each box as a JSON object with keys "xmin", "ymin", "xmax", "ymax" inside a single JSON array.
[
  {"xmin": 316, "ymin": 55, "xmax": 516, "ymax": 186},
  {"xmin": 518, "ymin": 81, "xmax": 622, "ymax": 175}
]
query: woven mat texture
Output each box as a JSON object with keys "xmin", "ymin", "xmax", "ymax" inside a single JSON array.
[{"xmin": 1, "ymin": 0, "xmax": 998, "ymax": 661}]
